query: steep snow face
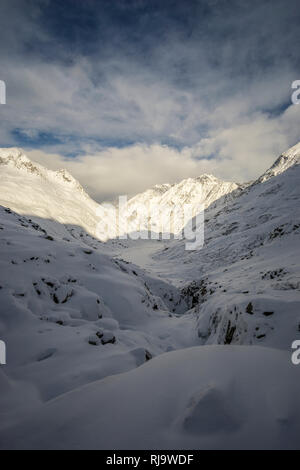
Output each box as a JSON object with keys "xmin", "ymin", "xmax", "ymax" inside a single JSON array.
[
  {"xmin": 127, "ymin": 183, "xmax": 173, "ymax": 205},
  {"xmin": 0, "ymin": 148, "xmax": 100, "ymax": 237},
  {"xmin": 116, "ymin": 174, "xmax": 240, "ymax": 237},
  {"xmin": 257, "ymin": 142, "xmax": 300, "ymax": 183},
  {"xmin": 128, "ymin": 175, "xmax": 239, "ymax": 209},
  {"xmin": 0, "ymin": 148, "xmax": 86, "ymax": 193}
]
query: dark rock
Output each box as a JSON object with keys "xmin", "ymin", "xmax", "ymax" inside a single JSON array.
[
  {"xmin": 224, "ymin": 321, "xmax": 236, "ymax": 344},
  {"xmin": 101, "ymin": 332, "xmax": 116, "ymax": 345},
  {"xmin": 145, "ymin": 350, "xmax": 152, "ymax": 361},
  {"xmin": 246, "ymin": 302, "xmax": 254, "ymax": 314}
]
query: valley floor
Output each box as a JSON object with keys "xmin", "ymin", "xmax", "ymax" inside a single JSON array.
[{"xmin": 111, "ymin": 239, "xmax": 188, "ymax": 286}]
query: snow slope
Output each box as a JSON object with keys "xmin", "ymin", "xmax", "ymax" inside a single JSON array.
[
  {"xmin": 1, "ymin": 346, "xmax": 299, "ymax": 450},
  {"xmin": 128, "ymin": 174, "xmax": 239, "ymax": 210},
  {"xmin": 0, "ymin": 204, "xmax": 197, "ymax": 435},
  {"xmin": 0, "ymin": 148, "xmax": 100, "ymax": 238},
  {"xmin": 0, "ymin": 143, "xmax": 299, "ymax": 449},
  {"xmin": 119, "ymin": 174, "xmax": 240, "ymax": 236},
  {"xmin": 155, "ymin": 146, "xmax": 300, "ymax": 349},
  {"xmin": 257, "ymin": 141, "xmax": 300, "ymax": 183}
]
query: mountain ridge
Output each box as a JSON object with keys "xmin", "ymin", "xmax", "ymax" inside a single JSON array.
[{"xmin": 0, "ymin": 142, "xmax": 299, "ymax": 241}]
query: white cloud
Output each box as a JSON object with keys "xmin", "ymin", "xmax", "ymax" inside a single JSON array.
[{"xmin": 27, "ymin": 103, "xmax": 299, "ymax": 202}]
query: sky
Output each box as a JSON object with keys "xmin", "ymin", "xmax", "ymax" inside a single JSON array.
[{"xmin": 0, "ymin": 0, "xmax": 299, "ymax": 201}]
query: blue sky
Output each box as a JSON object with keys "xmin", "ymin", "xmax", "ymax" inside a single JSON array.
[{"xmin": 0, "ymin": 0, "xmax": 299, "ymax": 200}]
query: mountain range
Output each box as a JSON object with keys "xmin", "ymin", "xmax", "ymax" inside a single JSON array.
[{"xmin": 0, "ymin": 142, "xmax": 299, "ymax": 449}]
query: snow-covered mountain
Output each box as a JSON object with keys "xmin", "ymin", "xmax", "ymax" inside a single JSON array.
[
  {"xmin": 154, "ymin": 143, "xmax": 300, "ymax": 349},
  {"xmin": 0, "ymin": 148, "xmax": 100, "ymax": 239},
  {"xmin": 119, "ymin": 174, "xmax": 240, "ymax": 237},
  {"xmin": 0, "ymin": 148, "xmax": 239, "ymax": 240},
  {"xmin": 0, "ymin": 142, "xmax": 299, "ymax": 449},
  {"xmin": 256, "ymin": 141, "xmax": 300, "ymax": 183},
  {"xmin": 129, "ymin": 174, "xmax": 239, "ymax": 209}
]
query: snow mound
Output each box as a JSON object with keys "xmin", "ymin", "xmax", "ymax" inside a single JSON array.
[{"xmin": 1, "ymin": 346, "xmax": 299, "ymax": 449}]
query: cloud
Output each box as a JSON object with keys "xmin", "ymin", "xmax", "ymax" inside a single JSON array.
[
  {"xmin": 28, "ymin": 145, "xmax": 212, "ymax": 201},
  {"xmin": 28, "ymin": 102, "xmax": 299, "ymax": 202},
  {"xmin": 0, "ymin": 0, "xmax": 299, "ymax": 196}
]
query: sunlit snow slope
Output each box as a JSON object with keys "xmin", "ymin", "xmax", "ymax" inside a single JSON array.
[
  {"xmin": 0, "ymin": 148, "xmax": 239, "ymax": 239},
  {"xmin": 0, "ymin": 148, "xmax": 100, "ymax": 238}
]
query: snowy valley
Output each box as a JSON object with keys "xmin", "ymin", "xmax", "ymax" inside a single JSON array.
[{"xmin": 0, "ymin": 143, "xmax": 299, "ymax": 449}]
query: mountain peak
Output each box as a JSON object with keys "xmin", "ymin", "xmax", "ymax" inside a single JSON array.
[
  {"xmin": 258, "ymin": 141, "xmax": 300, "ymax": 183},
  {"xmin": 0, "ymin": 147, "xmax": 45, "ymax": 176},
  {"xmin": 196, "ymin": 173, "xmax": 221, "ymax": 183},
  {"xmin": 282, "ymin": 141, "xmax": 300, "ymax": 158},
  {"xmin": 0, "ymin": 148, "xmax": 87, "ymax": 196},
  {"xmin": 0, "ymin": 147, "xmax": 25, "ymax": 158}
]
